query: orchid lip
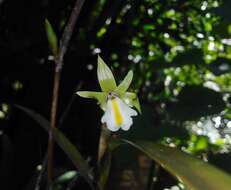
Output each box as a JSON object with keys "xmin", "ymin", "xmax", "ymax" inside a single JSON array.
[{"xmin": 101, "ymin": 96, "xmax": 137, "ymax": 132}]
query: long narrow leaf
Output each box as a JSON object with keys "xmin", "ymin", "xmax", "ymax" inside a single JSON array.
[
  {"xmin": 124, "ymin": 139, "xmax": 231, "ymax": 190},
  {"xmin": 45, "ymin": 19, "xmax": 58, "ymax": 56},
  {"xmin": 15, "ymin": 105, "xmax": 95, "ymax": 189}
]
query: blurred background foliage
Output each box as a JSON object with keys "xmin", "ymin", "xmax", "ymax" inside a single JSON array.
[{"xmin": 1, "ymin": 0, "xmax": 231, "ymax": 190}]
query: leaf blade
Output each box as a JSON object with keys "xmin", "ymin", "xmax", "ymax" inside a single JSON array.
[
  {"xmin": 15, "ymin": 105, "xmax": 95, "ymax": 189},
  {"xmin": 45, "ymin": 19, "xmax": 58, "ymax": 56},
  {"xmin": 124, "ymin": 139, "xmax": 231, "ymax": 190}
]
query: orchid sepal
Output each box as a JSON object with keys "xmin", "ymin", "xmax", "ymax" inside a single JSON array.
[
  {"xmin": 97, "ymin": 55, "xmax": 117, "ymax": 92},
  {"xmin": 76, "ymin": 56, "xmax": 141, "ymax": 132}
]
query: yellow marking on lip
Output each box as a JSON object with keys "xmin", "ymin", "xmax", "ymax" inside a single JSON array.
[{"xmin": 111, "ymin": 98, "xmax": 123, "ymax": 126}]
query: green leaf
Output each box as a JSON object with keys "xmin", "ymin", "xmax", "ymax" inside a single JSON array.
[
  {"xmin": 124, "ymin": 139, "xmax": 231, "ymax": 190},
  {"xmin": 115, "ymin": 70, "xmax": 133, "ymax": 95},
  {"xmin": 97, "ymin": 27, "xmax": 107, "ymax": 38},
  {"xmin": 45, "ymin": 19, "xmax": 58, "ymax": 56},
  {"xmin": 15, "ymin": 105, "xmax": 96, "ymax": 189},
  {"xmin": 97, "ymin": 55, "xmax": 117, "ymax": 92},
  {"xmin": 123, "ymin": 92, "xmax": 141, "ymax": 114},
  {"xmin": 55, "ymin": 171, "xmax": 79, "ymax": 184},
  {"xmin": 76, "ymin": 91, "xmax": 107, "ymax": 109}
]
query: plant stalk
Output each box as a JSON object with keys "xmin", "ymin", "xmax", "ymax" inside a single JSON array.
[
  {"xmin": 98, "ymin": 124, "xmax": 111, "ymax": 165},
  {"xmin": 47, "ymin": 0, "xmax": 85, "ymax": 186}
]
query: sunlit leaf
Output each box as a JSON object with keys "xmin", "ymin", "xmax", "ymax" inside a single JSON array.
[
  {"xmin": 143, "ymin": 24, "xmax": 155, "ymax": 31},
  {"xmin": 97, "ymin": 55, "xmax": 117, "ymax": 92},
  {"xmin": 15, "ymin": 105, "xmax": 95, "ymax": 189},
  {"xmin": 45, "ymin": 19, "xmax": 58, "ymax": 56},
  {"xmin": 55, "ymin": 171, "xmax": 79, "ymax": 184},
  {"xmin": 124, "ymin": 139, "xmax": 231, "ymax": 190},
  {"xmin": 97, "ymin": 27, "xmax": 107, "ymax": 38},
  {"xmin": 187, "ymin": 135, "xmax": 209, "ymax": 153}
]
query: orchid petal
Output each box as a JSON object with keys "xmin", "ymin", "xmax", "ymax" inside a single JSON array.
[{"xmin": 115, "ymin": 70, "xmax": 133, "ymax": 95}]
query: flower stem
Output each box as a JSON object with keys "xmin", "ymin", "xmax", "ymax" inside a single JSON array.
[{"xmin": 98, "ymin": 124, "xmax": 111, "ymax": 165}]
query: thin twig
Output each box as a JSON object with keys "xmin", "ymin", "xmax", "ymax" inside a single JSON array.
[
  {"xmin": 56, "ymin": 0, "xmax": 85, "ymax": 72},
  {"xmin": 48, "ymin": 72, "xmax": 61, "ymax": 185},
  {"xmin": 47, "ymin": 0, "xmax": 85, "ymax": 186}
]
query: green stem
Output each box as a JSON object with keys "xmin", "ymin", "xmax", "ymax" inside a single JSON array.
[{"xmin": 98, "ymin": 124, "xmax": 111, "ymax": 165}]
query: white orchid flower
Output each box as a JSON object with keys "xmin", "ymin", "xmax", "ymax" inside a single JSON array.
[
  {"xmin": 76, "ymin": 55, "xmax": 141, "ymax": 132},
  {"xmin": 101, "ymin": 96, "xmax": 137, "ymax": 131}
]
